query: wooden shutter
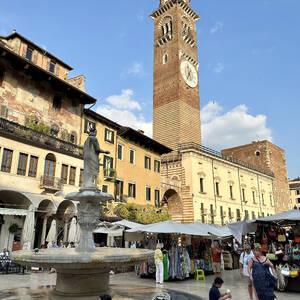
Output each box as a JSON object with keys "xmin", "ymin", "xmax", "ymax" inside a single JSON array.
[
  {"xmin": 111, "ymin": 131, "xmax": 115, "ymax": 144},
  {"xmin": 55, "ymin": 65, "xmax": 60, "ymax": 77},
  {"xmin": 133, "ymin": 184, "xmax": 136, "ymax": 198},
  {"xmin": 22, "ymin": 44, "xmax": 27, "ymax": 57},
  {"xmin": 33, "ymin": 50, "xmax": 38, "ymax": 64}
]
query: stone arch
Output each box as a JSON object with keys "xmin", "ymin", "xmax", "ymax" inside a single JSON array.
[
  {"xmin": 158, "ymin": 15, "xmax": 173, "ymax": 36},
  {"xmin": 0, "ymin": 190, "xmax": 33, "ymax": 251},
  {"xmin": 162, "ymin": 189, "xmax": 183, "ymax": 222}
]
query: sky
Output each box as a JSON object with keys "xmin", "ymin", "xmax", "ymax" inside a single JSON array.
[{"xmin": 0, "ymin": 0, "xmax": 299, "ymax": 178}]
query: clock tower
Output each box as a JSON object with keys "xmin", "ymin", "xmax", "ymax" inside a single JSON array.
[{"xmin": 151, "ymin": 0, "xmax": 201, "ymax": 150}]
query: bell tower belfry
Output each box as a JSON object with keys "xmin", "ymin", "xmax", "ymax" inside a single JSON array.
[{"xmin": 151, "ymin": 0, "xmax": 201, "ymax": 150}]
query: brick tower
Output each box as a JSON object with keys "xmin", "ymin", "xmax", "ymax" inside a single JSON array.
[{"xmin": 151, "ymin": 0, "xmax": 201, "ymax": 150}]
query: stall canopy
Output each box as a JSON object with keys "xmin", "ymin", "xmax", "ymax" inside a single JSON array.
[
  {"xmin": 112, "ymin": 220, "xmax": 141, "ymax": 229},
  {"xmin": 254, "ymin": 209, "xmax": 300, "ymax": 226},
  {"xmin": 127, "ymin": 220, "xmax": 232, "ymax": 237},
  {"xmin": 93, "ymin": 222, "xmax": 123, "ymax": 237},
  {"xmin": 227, "ymin": 220, "xmax": 257, "ymax": 244}
]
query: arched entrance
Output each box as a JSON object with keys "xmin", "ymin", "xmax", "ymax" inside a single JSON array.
[
  {"xmin": 162, "ymin": 189, "xmax": 183, "ymax": 223},
  {"xmin": 55, "ymin": 200, "xmax": 76, "ymax": 245},
  {"xmin": 34, "ymin": 199, "xmax": 55, "ymax": 248},
  {"xmin": 0, "ymin": 190, "xmax": 33, "ymax": 251}
]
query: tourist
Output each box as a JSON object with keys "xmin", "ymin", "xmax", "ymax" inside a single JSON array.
[
  {"xmin": 154, "ymin": 244, "xmax": 164, "ymax": 286},
  {"xmin": 211, "ymin": 240, "xmax": 222, "ymax": 278},
  {"xmin": 209, "ymin": 277, "xmax": 232, "ymax": 300},
  {"xmin": 50, "ymin": 241, "xmax": 59, "ymax": 248},
  {"xmin": 248, "ymin": 247, "xmax": 277, "ymax": 300},
  {"xmin": 239, "ymin": 244, "xmax": 257, "ymax": 300}
]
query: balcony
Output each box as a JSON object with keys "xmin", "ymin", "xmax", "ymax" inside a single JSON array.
[
  {"xmin": 0, "ymin": 117, "xmax": 82, "ymax": 158},
  {"xmin": 40, "ymin": 176, "xmax": 62, "ymax": 192},
  {"xmin": 103, "ymin": 169, "xmax": 116, "ymax": 181}
]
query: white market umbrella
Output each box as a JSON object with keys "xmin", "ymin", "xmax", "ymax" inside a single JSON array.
[
  {"xmin": 75, "ymin": 223, "xmax": 81, "ymax": 246},
  {"xmin": 46, "ymin": 219, "xmax": 57, "ymax": 246},
  {"xmin": 68, "ymin": 217, "xmax": 78, "ymax": 243},
  {"xmin": 22, "ymin": 205, "xmax": 35, "ymax": 250}
]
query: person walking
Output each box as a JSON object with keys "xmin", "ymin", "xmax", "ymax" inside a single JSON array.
[
  {"xmin": 211, "ymin": 241, "xmax": 222, "ymax": 278},
  {"xmin": 240, "ymin": 244, "xmax": 257, "ymax": 300},
  {"xmin": 248, "ymin": 247, "xmax": 277, "ymax": 300},
  {"xmin": 154, "ymin": 245, "xmax": 164, "ymax": 286},
  {"xmin": 209, "ymin": 277, "xmax": 232, "ymax": 300}
]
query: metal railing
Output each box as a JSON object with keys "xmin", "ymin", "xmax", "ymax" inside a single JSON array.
[
  {"xmin": 40, "ymin": 176, "xmax": 62, "ymax": 191},
  {"xmin": 178, "ymin": 142, "xmax": 274, "ymax": 177},
  {"xmin": 0, "ymin": 117, "xmax": 82, "ymax": 157}
]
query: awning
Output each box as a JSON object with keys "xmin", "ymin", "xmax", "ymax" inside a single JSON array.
[
  {"xmin": 112, "ymin": 220, "xmax": 141, "ymax": 229},
  {"xmin": 0, "ymin": 208, "xmax": 28, "ymax": 216},
  {"xmin": 253, "ymin": 209, "xmax": 300, "ymax": 226}
]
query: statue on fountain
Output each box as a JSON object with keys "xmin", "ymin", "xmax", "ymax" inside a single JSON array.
[{"xmin": 82, "ymin": 124, "xmax": 109, "ymax": 190}]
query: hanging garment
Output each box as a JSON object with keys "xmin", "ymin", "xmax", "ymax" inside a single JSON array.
[{"xmin": 163, "ymin": 253, "xmax": 169, "ymax": 281}]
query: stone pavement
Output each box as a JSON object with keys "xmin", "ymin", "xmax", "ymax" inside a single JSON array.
[{"xmin": 0, "ymin": 269, "xmax": 299, "ymax": 300}]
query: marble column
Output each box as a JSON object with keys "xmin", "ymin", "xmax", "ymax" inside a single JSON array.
[{"xmin": 41, "ymin": 216, "xmax": 48, "ymax": 246}]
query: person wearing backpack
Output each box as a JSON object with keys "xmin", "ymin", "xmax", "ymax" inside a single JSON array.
[{"xmin": 239, "ymin": 244, "xmax": 257, "ymax": 300}]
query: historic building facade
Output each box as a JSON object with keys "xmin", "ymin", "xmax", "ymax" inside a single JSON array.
[
  {"xmin": 82, "ymin": 109, "xmax": 171, "ymax": 208},
  {"xmin": 0, "ymin": 32, "xmax": 94, "ymax": 251},
  {"xmin": 151, "ymin": 0, "xmax": 286, "ymax": 224},
  {"xmin": 289, "ymin": 177, "xmax": 300, "ymax": 209}
]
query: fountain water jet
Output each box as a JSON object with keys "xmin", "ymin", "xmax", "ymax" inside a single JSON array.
[{"xmin": 12, "ymin": 126, "xmax": 153, "ymax": 300}]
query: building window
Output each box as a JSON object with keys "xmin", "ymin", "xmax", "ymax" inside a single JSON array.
[
  {"xmin": 102, "ymin": 185, "xmax": 108, "ymax": 193},
  {"xmin": 228, "ymin": 207, "xmax": 232, "ymax": 219},
  {"xmin": 244, "ymin": 210, "xmax": 249, "ymax": 220},
  {"xmin": 155, "ymin": 189, "xmax": 160, "ymax": 208},
  {"xmin": 229, "ymin": 185, "xmax": 233, "ymax": 199},
  {"xmin": 104, "ymin": 128, "xmax": 114, "ymax": 144},
  {"xmin": 261, "ymin": 212, "xmax": 265, "ymax": 217},
  {"xmin": 200, "ymin": 178, "xmax": 204, "ymax": 193},
  {"xmin": 129, "ymin": 149, "xmax": 135, "ymax": 165},
  {"xmin": 220, "ymin": 206, "xmax": 224, "ymax": 225},
  {"xmin": 117, "ymin": 144, "xmax": 123, "ymax": 160},
  {"xmin": 26, "ymin": 47, "xmax": 33, "ymax": 61},
  {"xmin": 215, "ymin": 182, "xmax": 220, "ymax": 196},
  {"xmin": 154, "ymin": 160, "xmax": 161, "ymax": 173},
  {"xmin": 52, "ymin": 95, "xmax": 62, "ymax": 111},
  {"xmin": 145, "ymin": 156, "xmax": 151, "ymax": 170},
  {"xmin": 1, "ymin": 149, "xmax": 13, "ymax": 173},
  {"xmin": 163, "ymin": 54, "xmax": 168, "ymax": 64},
  {"xmin": 49, "ymin": 61, "xmax": 56, "ymax": 73},
  {"xmin": 69, "ymin": 166, "xmax": 76, "ymax": 185},
  {"xmin": 84, "ymin": 119, "xmax": 96, "ymax": 134},
  {"xmin": 270, "ymin": 195, "xmax": 273, "ymax": 206},
  {"xmin": 44, "ymin": 153, "xmax": 56, "ymax": 183},
  {"xmin": 296, "ymin": 190, "xmax": 300, "ymax": 195},
  {"xmin": 146, "ymin": 186, "xmax": 151, "ymax": 201},
  {"xmin": 17, "ymin": 153, "xmax": 28, "ymax": 176},
  {"xmin": 236, "ymin": 209, "xmax": 241, "ymax": 221},
  {"xmin": 242, "ymin": 188, "xmax": 246, "ymax": 202},
  {"xmin": 201, "ymin": 203, "xmax": 205, "ymax": 223},
  {"xmin": 61, "ymin": 164, "xmax": 68, "ymax": 184},
  {"xmin": 252, "ymin": 191, "xmax": 256, "ymax": 203},
  {"xmin": 50, "ymin": 125, "xmax": 59, "ymax": 137},
  {"xmin": 252, "ymin": 211, "xmax": 256, "ymax": 220},
  {"xmin": 128, "ymin": 183, "xmax": 136, "ymax": 198},
  {"xmin": 79, "ymin": 169, "xmax": 83, "ymax": 187},
  {"xmin": 69, "ymin": 133, "xmax": 77, "ymax": 144},
  {"xmin": 28, "ymin": 156, "xmax": 38, "ymax": 177},
  {"xmin": 115, "ymin": 180, "xmax": 124, "ymax": 202},
  {"xmin": 210, "ymin": 204, "xmax": 215, "ymax": 224},
  {"xmin": 104, "ymin": 155, "xmax": 114, "ymax": 172},
  {"xmin": 262, "ymin": 193, "xmax": 265, "ymax": 205},
  {"xmin": 255, "ymin": 151, "xmax": 261, "ymax": 157}
]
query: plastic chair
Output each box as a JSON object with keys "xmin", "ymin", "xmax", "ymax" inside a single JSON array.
[{"xmin": 195, "ymin": 269, "xmax": 205, "ymax": 280}]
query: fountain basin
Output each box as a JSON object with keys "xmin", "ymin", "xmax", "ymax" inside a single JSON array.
[{"xmin": 13, "ymin": 248, "xmax": 154, "ymax": 300}]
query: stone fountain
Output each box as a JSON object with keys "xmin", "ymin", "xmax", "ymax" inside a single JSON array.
[{"xmin": 12, "ymin": 127, "xmax": 154, "ymax": 300}]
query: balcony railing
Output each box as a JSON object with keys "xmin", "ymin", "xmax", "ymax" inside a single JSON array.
[
  {"xmin": 0, "ymin": 117, "xmax": 82, "ymax": 157},
  {"xmin": 178, "ymin": 142, "xmax": 274, "ymax": 177},
  {"xmin": 40, "ymin": 176, "xmax": 62, "ymax": 191},
  {"xmin": 115, "ymin": 195, "xmax": 127, "ymax": 203},
  {"xmin": 104, "ymin": 169, "xmax": 116, "ymax": 181}
]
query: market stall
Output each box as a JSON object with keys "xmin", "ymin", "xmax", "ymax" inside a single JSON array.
[{"xmin": 127, "ymin": 220, "xmax": 234, "ymax": 280}]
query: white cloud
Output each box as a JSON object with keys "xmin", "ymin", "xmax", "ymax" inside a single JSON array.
[
  {"xmin": 95, "ymin": 89, "xmax": 152, "ymax": 137},
  {"xmin": 210, "ymin": 22, "xmax": 223, "ymax": 34},
  {"xmin": 126, "ymin": 62, "xmax": 144, "ymax": 76},
  {"xmin": 201, "ymin": 101, "xmax": 272, "ymax": 149},
  {"xmin": 213, "ymin": 62, "xmax": 224, "ymax": 74},
  {"xmin": 137, "ymin": 14, "xmax": 145, "ymax": 22},
  {"xmin": 106, "ymin": 89, "xmax": 141, "ymax": 111}
]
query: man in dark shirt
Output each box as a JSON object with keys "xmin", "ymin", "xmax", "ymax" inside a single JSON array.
[{"xmin": 209, "ymin": 277, "xmax": 232, "ymax": 300}]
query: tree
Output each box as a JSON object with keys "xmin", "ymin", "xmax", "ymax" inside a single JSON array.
[{"xmin": 114, "ymin": 203, "xmax": 170, "ymax": 224}]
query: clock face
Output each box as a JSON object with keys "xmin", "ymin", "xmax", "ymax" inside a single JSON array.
[{"xmin": 180, "ymin": 60, "xmax": 198, "ymax": 88}]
